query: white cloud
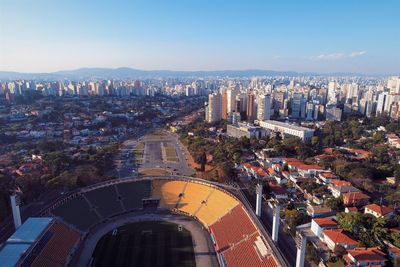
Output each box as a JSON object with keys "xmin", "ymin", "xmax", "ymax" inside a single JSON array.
[
  {"xmin": 312, "ymin": 51, "xmax": 367, "ymax": 60},
  {"xmin": 349, "ymin": 51, "xmax": 367, "ymax": 58}
]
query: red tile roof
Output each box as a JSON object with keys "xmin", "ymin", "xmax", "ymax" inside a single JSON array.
[
  {"xmin": 345, "ymin": 247, "xmax": 387, "ymax": 264},
  {"xmin": 323, "ymin": 229, "xmax": 358, "ymax": 247},
  {"xmin": 388, "ymin": 246, "xmax": 400, "ymax": 257},
  {"xmin": 331, "ymin": 180, "xmax": 352, "ymax": 186},
  {"xmin": 313, "ymin": 218, "xmax": 338, "ymax": 228},
  {"xmin": 320, "ymin": 172, "xmax": 337, "ymax": 179},
  {"xmin": 365, "ymin": 203, "xmax": 393, "ymax": 216}
]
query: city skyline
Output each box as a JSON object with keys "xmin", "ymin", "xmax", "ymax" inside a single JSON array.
[{"xmin": 1, "ymin": 0, "xmax": 399, "ymax": 75}]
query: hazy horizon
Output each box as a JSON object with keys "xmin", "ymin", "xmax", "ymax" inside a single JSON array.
[{"xmin": 1, "ymin": 0, "xmax": 399, "ymax": 75}]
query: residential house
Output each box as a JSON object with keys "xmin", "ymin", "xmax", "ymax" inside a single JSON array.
[
  {"xmin": 311, "ymin": 217, "xmax": 338, "ymax": 240},
  {"xmin": 318, "ymin": 172, "xmax": 338, "ymax": 185},
  {"xmin": 307, "ymin": 204, "xmax": 333, "ymax": 218},
  {"xmin": 343, "ymin": 192, "xmax": 370, "ymax": 207},
  {"xmin": 344, "ymin": 247, "xmax": 387, "ymax": 266},
  {"xmin": 364, "ymin": 203, "xmax": 394, "ymax": 219},
  {"xmin": 322, "ymin": 229, "xmax": 359, "ymax": 250},
  {"xmin": 330, "ymin": 185, "xmax": 360, "ymax": 198}
]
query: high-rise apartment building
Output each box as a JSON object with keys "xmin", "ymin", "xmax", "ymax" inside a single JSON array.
[
  {"xmin": 221, "ymin": 89, "xmax": 228, "ymax": 120},
  {"xmin": 257, "ymin": 94, "xmax": 271, "ymax": 121},
  {"xmin": 206, "ymin": 93, "xmax": 222, "ymax": 123},
  {"xmin": 246, "ymin": 93, "xmax": 255, "ymax": 121}
]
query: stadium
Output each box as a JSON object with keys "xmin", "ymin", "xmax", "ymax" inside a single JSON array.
[{"xmin": 0, "ymin": 176, "xmax": 286, "ymax": 267}]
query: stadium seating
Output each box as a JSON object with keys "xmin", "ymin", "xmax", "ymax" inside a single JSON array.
[
  {"xmin": 116, "ymin": 180, "xmax": 152, "ymax": 210},
  {"xmin": 52, "ymin": 195, "xmax": 100, "ymax": 231},
  {"xmin": 31, "ymin": 221, "xmax": 80, "ymax": 267},
  {"xmin": 152, "ymin": 180, "xmax": 187, "ymax": 209},
  {"xmin": 44, "ymin": 179, "xmax": 279, "ymax": 267},
  {"xmin": 84, "ymin": 186, "xmax": 123, "ymax": 218},
  {"xmin": 221, "ymin": 235, "xmax": 278, "ymax": 267},
  {"xmin": 176, "ymin": 182, "xmax": 212, "ymax": 215},
  {"xmin": 209, "ymin": 204, "xmax": 258, "ymax": 252},
  {"xmin": 195, "ymin": 189, "xmax": 239, "ymax": 226}
]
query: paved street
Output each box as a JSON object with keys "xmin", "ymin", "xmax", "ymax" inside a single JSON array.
[
  {"xmin": 109, "ymin": 129, "xmax": 195, "ymax": 179},
  {"xmin": 138, "ymin": 130, "xmax": 195, "ymax": 176}
]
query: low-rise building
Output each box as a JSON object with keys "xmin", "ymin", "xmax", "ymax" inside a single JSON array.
[
  {"xmin": 226, "ymin": 122, "xmax": 265, "ymax": 139},
  {"xmin": 344, "ymin": 247, "xmax": 387, "ymax": 267},
  {"xmin": 364, "ymin": 203, "xmax": 394, "ymax": 219},
  {"xmin": 259, "ymin": 120, "xmax": 314, "ymax": 141},
  {"xmin": 343, "ymin": 192, "xmax": 370, "ymax": 207},
  {"xmin": 330, "ymin": 185, "xmax": 360, "ymax": 198},
  {"xmin": 307, "ymin": 205, "xmax": 333, "ymax": 218},
  {"xmin": 322, "ymin": 229, "xmax": 359, "ymax": 250},
  {"xmin": 311, "ymin": 217, "xmax": 338, "ymax": 240},
  {"xmin": 318, "ymin": 172, "xmax": 338, "ymax": 184}
]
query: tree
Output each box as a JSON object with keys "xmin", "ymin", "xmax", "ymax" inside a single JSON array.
[
  {"xmin": 337, "ymin": 212, "xmax": 362, "ymax": 232},
  {"xmin": 391, "ymin": 232, "xmax": 400, "ymax": 248},
  {"xmin": 325, "ymin": 197, "xmax": 344, "ymax": 212},
  {"xmin": 200, "ymin": 151, "xmax": 207, "ymax": 172},
  {"xmin": 281, "ymin": 209, "xmax": 303, "ymax": 235},
  {"xmin": 311, "ymin": 136, "xmax": 319, "ymax": 147},
  {"xmin": 373, "ymin": 131, "xmax": 386, "ymax": 144},
  {"xmin": 371, "ymin": 217, "xmax": 388, "ymax": 246}
]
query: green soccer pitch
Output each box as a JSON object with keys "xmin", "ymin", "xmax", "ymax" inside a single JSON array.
[{"xmin": 91, "ymin": 221, "xmax": 196, "ymax": 267}]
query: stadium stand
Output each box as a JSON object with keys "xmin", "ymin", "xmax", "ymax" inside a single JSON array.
[
  {"xmin": 152, "ymin": 179, "xmax": 187, "ymax": 209},
  {"xmin": 116, "ymin": 180, "xmax": 152, "ymax": 210},
  {"xmin": 11, "ymin": 178, "xmax": 281, "ymax": 267},
  {"xmin": 176, "ymin": 182, "xmax": 212, "ymax": 215},
  {"xmin": 84, "ymin": 186, "xmax": 123, "ymax": 218},
  {"xmin": 221, "ymin": 234, "xmax": 278, "ymax": 267},
  {"xmin": 0, "ymin": 218, "xmax": 54, "ymax": 267},
  {"xmin": 52, "ymin": 195, "xmax": 100, "ymax": 231},
  {"xmin": 30, "ymin": 221, "xmax": 80, "ymax": 267},
  {"xmin": 209, "ymin": 204, "xmax": 258, "ymax": 251},
  {"xmin": 195, "ymin": 189, "xmax": 239, "ymax": 226}
]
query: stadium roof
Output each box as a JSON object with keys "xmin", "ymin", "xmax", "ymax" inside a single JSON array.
[
  {"xmin": 8, "ymin": 217, "xmax": 53, "ymax": 243},
  {"xmin": 0, "ymin": 243, "xmax": 31, "ymax": 267},
  {"xmin": 0, "ymin": 217, "xmax": 53, "ymax": 267}
]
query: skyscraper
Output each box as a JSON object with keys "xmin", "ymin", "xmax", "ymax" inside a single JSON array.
[
  {"xmin": 221, "ymin": 89, "xmax": 228, "ymax": 120},
  {"xmin": 257, "ymin": 94, "xmax": 271, "ymax": 121},
  {"xmin": 227, "ymin": 88, "xmax": 239, "ymax": 113},
  {"xmin": 206, "ymin": 93, "xmax": 222, "ymax": 123},
  {"xmin": 246, "ymin": 93, "xmax": 255, "ymax": 121}
]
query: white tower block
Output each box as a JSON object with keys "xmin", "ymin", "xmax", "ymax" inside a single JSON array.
[
  {"xmin": 272, "ymin": 203, "xmax": 280, "ymax": 242},
  {"xmin": 10, "ymin": 194, "xmax": 22, "ymax": 229},
  {"xmin": 295, "ymin": 232, "xmax": 307, "ymax": 267},
  {"xmin": 255, "ymin": 183, "xmax": 262, "ymax": 217}
]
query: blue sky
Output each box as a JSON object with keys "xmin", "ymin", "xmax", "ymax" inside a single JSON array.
[{"xmin": 0, "ymin": 0, "xmax": 399, "ymax": 74}]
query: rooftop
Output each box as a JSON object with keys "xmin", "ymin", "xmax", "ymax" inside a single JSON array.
[
  {"xmin": 365, "ymin": 203, "xmax": 394, "ymax": 216},
  {"xmin": 345, "ymin": 247, "xmax": 387, "ymax": 263},
  {"xmin": 313, "ymin": 217, "xmax": 338, "ymax": 228},
  {"xmin": 260, "ymin": 120, "xmax": 314, "ymax": 132},
  {"xmin": 8, "ymin": 217, "xmax": 53, "ymax": 244},
  {"xmin": 323, "ymin": 229, "xmax": 358, "ymax": 246}
]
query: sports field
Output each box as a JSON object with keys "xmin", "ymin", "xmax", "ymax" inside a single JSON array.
[
  {"xmin": 164, "ymin": 142, "xmax": 179, "ymax": 162},
  {"xmin": 91, "ymin": 221, "xmax": 196, "ymax": 267}
]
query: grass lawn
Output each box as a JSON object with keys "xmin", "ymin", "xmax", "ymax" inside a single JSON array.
[
  {"xmin": 139, "ymin": 168, "xmax": 171, "ymax": 176},
  {"xmin": 164, "ymin": 143, "xmax": 179, "ymax": 163}
]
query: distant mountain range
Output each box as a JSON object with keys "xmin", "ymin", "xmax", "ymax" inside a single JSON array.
[{"xmin": 0, "ymin": 67, "xmax": 376, "ymax": 80}]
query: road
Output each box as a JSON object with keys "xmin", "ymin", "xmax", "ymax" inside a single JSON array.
[{"xmin": 138, "ymin": 130, "xmax": 195, "ymax": 176}]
